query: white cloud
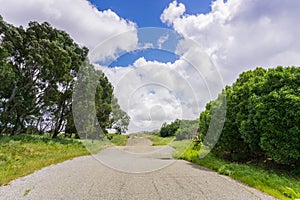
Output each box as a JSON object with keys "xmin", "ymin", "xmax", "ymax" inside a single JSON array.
[
  {"xmin": 157, "ymin": 34, "xmax": 169, "ymax": 49},
  {"xmin": 161, "ymin": 1, "xmax": 186, "ymax": 26},
  {"xmin": 93, "ymin": 26, "xmax": 224, "ymax": 133},
  {"xmin": 97, "ymin": 47, "xmax": 221, "ymax": 133},
  {"xmin": 161, "ymin": 0, "xmax": 300, "ymax": 84},
  {"xmin": 0, "ymin": 0, "xmax": 137, "ymax": 55},
  {"xmin": 89, "ymin": 30, "xmax": 137, "ymax": 64}
]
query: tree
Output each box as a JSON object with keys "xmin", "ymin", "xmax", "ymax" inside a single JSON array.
[
  {"xmin": 69, "ymin": 63, "xmax": 115, "ymax": 138},
  {"xmin": 175, "ymin": 119, "xmax": 198, "ymax": 140},
  {"xmin": 159, "ymin": 119, "xmax": 180, "ymax": 137},
  {"xmin": 0, "ymin": 18, "xmax": 36, "ymax": 134},
  {"xmin": 0, "ymin": 17, "xmax": 87, "ymax": 136},
  {"xmin": 241, "ymin": 67, "xmax": 300, "ymax": 164},
  {"xmin": 110, "ymin": 97, "xmax": 130, "ymax": 134},
  {"xmin": 199, "ymin": 102, "xmax": 212, "ymax": 140},
  {"xmin": 0, "ymin": 17, "xmax": 130, "ymax": 139},
  {"xmin": 95, "ymin": 72, "xmax": 114, "ymax": 133},
  {"xmin": 71, "ymin": 60, "xmax": 98, "ymax": 139},
  {"xmin": 215, "ymin": 86, "xmax": 251, "ymax": 160}
]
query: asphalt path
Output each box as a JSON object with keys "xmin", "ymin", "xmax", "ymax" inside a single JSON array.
[{"xmin": 0, "ymin": 136, "xmax": 277, "ymax": 199}]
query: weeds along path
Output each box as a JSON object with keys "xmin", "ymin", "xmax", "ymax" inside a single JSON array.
[{"xmin": 0, "ymin": 136, "xmax": 276, "ymax": 200}]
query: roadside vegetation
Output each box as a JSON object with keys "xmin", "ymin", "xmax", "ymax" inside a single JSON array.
[
  {"xmin": 143, "ymin": 132, "xmax": 300, "ymax": 200},
  {"xmin": 137, "ymin": 131, "xmax": 193, "ymax": 158},
  {"xmin": 137, "ymin": 132, "xmax": 175, "ymax": 146},
  {"xmin": 0, "ymin": 17, "xmax": 130, "ymax": 185},
  {"xmin": 0, "ymin": 133, "xmax": 128, "ymax": 186},
  {"xmin": 156, "ymin": 66, "xmax": 300, "ymax": 200},
  {"xmin": 200, "ymin": 67, "xmax": 300, "ymax": 167},
  {"xmin": 106, "ymin": 133, "xmax": 129, "ymax": 146},
  {"xmin": 0, "ymin": 134, "xmax": 89, "ymax": 186},
  {"xmin": 0, "ymin": 17, "xmax": 130, "ymax": 138},
  {"xmin": 177, "ymin": 143, "xmax": 300, "ymax": 200}
]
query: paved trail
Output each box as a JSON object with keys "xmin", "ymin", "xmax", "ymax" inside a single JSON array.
[{"xmin": 0, "ymin": 136, "xmax": 276, "ymax": 200}]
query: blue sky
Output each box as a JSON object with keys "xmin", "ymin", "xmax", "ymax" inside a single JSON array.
[
  {"xmin": 108, "ymin": 49, "xmax": 179, "ymax": 67},
  {"xmin": 89, "ymin": 0, "xmax": 213, "ymax": 27},
  {"xmin": 88, "ymin": 0, "xmax": 215, "ymax": 67}
]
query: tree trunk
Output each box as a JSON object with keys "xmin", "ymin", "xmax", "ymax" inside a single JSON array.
[{"xmin": 52, "ymin": 100, "xmax": 67, "ymax": 138}]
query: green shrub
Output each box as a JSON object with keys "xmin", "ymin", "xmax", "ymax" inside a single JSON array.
[
  {"xmin": 159, "ymin": 119, "xmax": 180, "ymax": 137},
  {"xmin": 199, "ymin": 66, "xmax": 300, "ymax": 167},
  {"xmin": 175, "ymin": 119, "xmax": 198, "ymax": 140}
]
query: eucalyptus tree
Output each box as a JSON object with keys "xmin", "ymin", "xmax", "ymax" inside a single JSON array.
[
  {"xmin": 0, "ymin": 16, "xmax": 88, "ymax": 136},
  {"xmin": 69, "ymin": 62, "xmax": 115, "ymax": 138},
  {"xmin": 0, "ymin": 17, "xmax": 129, "ymax": 139}
]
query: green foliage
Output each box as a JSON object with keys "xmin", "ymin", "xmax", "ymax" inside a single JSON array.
[
  {"xmin": 70, "ymin": 64, "xmax": 116, "ymax": 139},
  {"xmin": 199, "ymin": 102, "xmax": 211, "ymax": 139},
  {"xmin": 110, "ymin": 97, "xmax": 130, "ymax": 134},
  {"xmin": 96, "ymin": 73, "xmax": 114, "ymax": 133},
  {"xmin": 159, "ymin": 118, "xmax": 199, "ymax": 140},
  {"xmin": 175, "ymin": 119, "xmax": 198, "ymax": 140},
  {"xmin": 146, "ymin": 134, "xmax": 174, "ymax": 146},
  {"xmin": 215, "ymin": 86, "xmax": 251, "ymax": 161},
  {"xmin": 0, "ymin": 17, "xmax": 87, "ymax": 136},
  {"xmin": 159, "ymin": 119, "xmax": 180, "ymax": 137},
  {"xmin": 170, "ymin": 139, "xmax": 194, "ymax": 158},
  {"xmin": 199, "ymin": 66, "xmax": 300, "ymax": 166},
  {"xmin": 24, "ymin": 189, "xmax": 31, "ymax": 196},
  {"xmin": 0, "ymin": 17, "xmax": 128, "ymax": 138}
]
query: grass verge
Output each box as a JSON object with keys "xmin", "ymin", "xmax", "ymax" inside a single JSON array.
[
  {"xmin": 173, "ymin": 141, "xmax": 300, "ymax": 200},
  {"xmin": 137, "ymin": 133, "xmax": 175, "ymax": 146},
  {"xmin": 108, "ymin": 134, "xmax": 129, "ymax": 146},
  {"xmin": 83, "ymin": 134, "xmax": 128, "ymax": 153},
  {"xmin": 0, "ymin": 134, "xmax": 128, "ymax": 186},
  {"xmin": 0, "ymin": 134, "xmax": 89, "ymax": 186}
]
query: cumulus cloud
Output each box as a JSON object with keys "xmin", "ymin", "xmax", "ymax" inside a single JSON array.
[
  {"xmin": 92, "ymin": 27, "xmax": 223, "ymax": 133},
  {"xmin": 97, "ymin": 46, "xmax": 222, "ymax": 132},
  {"xmin": 161, "ymin": 1, "xmax": 186, "ymax": 26},
  {"xmin": 161, "ymin": 0, "xmax": 300, "ymax": 84},
  {"xmin": 0, "ymin": 0, "xmax": 137, "ymax": 55}
]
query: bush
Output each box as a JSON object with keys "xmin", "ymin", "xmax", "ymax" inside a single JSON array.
[
  {"xmin": 175, "ymin": 119, "xmax": 198, "ymax": 140},
  {"xmin": 159, "ymin": 119, "xmax": 180, "ymax": 137},
  {"xmin": 199, "ymin": 66, "xmax": 300, "ymax": 167},
  {"xmin": 258, "ymin": 91, "xmax": 300, "ymax": 164}
]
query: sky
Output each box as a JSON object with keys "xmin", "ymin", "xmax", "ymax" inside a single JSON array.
[
  {"xmin": 1, "ymin": 0, "xmax": 300, "ymax": 133},
  {"xmin": 89, "ymin": 0, "xmax": 213, "ymax": 27}
]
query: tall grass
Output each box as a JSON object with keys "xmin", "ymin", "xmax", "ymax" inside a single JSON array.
[
  {"xmin": 0, "ymin": 133, "xmax": 128, "ymax": 186},
  {"xmin": 169, "ymin": 139, "xmax": 194, "ymax": 158},
  {"xmin": 109, "ymin": 134, "xmax": 129, "ymax": 146},
  {"xmin": 175, "ymin": 141, "xmax": 300, "ymax": 200},
  {"xmin": 0, "ymin": 134, "xmax": 89, "ymax": 185}
]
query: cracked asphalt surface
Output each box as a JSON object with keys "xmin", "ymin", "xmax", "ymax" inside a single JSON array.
[{"xmin": 0, "ymin": 136, "xmax": 277, "ymax": 200}]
